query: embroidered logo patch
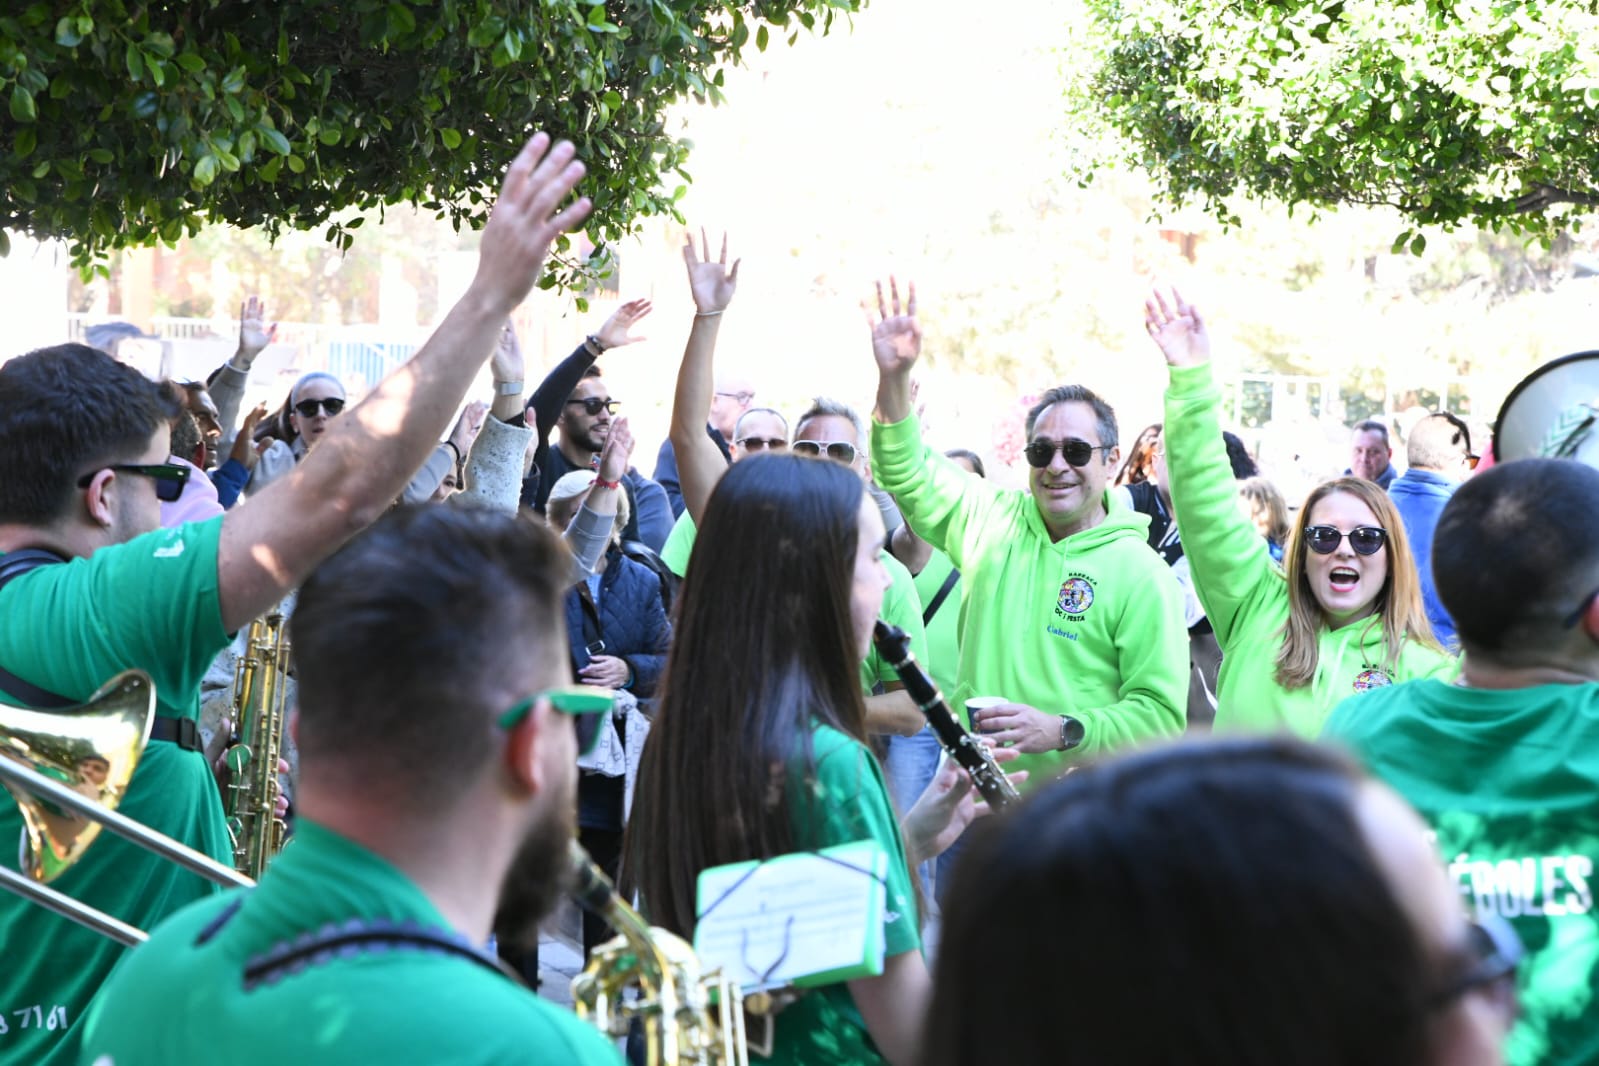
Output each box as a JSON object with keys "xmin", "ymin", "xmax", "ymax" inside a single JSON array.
[
  {"xmin": 1057, "ymin": 576, "xmax": 1095, "ymax": 616},
  {"xmin": 1352, "ymin": 669, "xmax": 1393, "ymax": 692}
]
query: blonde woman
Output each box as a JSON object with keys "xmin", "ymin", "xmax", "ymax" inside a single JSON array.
[{"xmin": 1145, "ymin": 289, "xmax": 1451, "ymax": 735}]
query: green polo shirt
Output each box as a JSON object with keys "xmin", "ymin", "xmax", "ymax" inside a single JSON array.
[
  {"xmin": 79, "ymin": 819, "xmax": 623, "ymax": 1064},
  {"xmin": 0, "ymin": 516, "xmax": 232, "ymax": 1066}
]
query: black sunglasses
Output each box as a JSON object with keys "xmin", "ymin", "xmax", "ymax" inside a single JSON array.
[
  {"xmin": 1024, "ymin": 439, "xmax": 1108, "ymax": 469},
  {"xmin": 1304, "ymin": 525, "xmax": 1388, "ymax": 556},
  {"xmin": 567, "ymin": 397, "xmax": 620, "ymax": 417},
  {"xmin": 77, "ymin": 462, "xmax": 191, "ymax": 503},
  {"xmin": 293, "ymin": 397, "xmax": 346, "ymax": 418},
  {"xmin": 736, "ymin": 437, "xmax": 788, "ymax": 453},
  {"xmin": 792, "ymin": 439, "xmax": 858, "ymax": 464}
]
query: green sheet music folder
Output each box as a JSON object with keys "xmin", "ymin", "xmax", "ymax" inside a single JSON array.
[{"xmin": 692, "ymin": 839, "xmax": 889, "ymax": 991}]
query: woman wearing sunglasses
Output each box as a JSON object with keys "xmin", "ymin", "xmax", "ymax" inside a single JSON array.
[
  {"xmin": 245, "ymin": 371, "xmax": 469, "ymax": 504},
  {"xmin": 1143, "ymin": 289, "xmax": 1450, "ymax": 736},
  {"xmin": 927, "ymin": 736, "xmax": 1513, "ymax": 1066}
]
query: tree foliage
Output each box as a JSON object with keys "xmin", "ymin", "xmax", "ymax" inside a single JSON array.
[
  {"xmin": 0, "ymin": 0, "xmax": 857, "ymax": 289},
  {"xmin": 1066, "ymin": 0, "xmax": 1599, "ymax": 246}
]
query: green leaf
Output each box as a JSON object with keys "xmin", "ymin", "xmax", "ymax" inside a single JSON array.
[
  {"xmin": 1409, "ymin": 233, "xmax": 1427, "ymax": 256},
  {"xmin": 439, "ymin": 127, "xmax": 462, "ymax": 149},
  {"xmin": 193, "ymin": 154, "xmax": 219, "ymax": 186},
  {"xmin": 55, "ymin": 17, "xmax": 83, "ymax": 47},
  {"xmin": 757, "ymin": 25, "xmax": 769, "ymax": 51},
  {"xmin": 175, "ymin": 52, "xmax": 206, "ymax": 73},
  {"xmin": 14, "ymin": 126, "xmax": 37, "ymax": 159},
  {"xmin": 87, "ymin": 148, "xmax": 115, "ymax": 164},
  {"xmin": 259, "ymin": 127, "xmax": 292, "ymax": 155},
  {"xmin": 387, "ymin": 3, "xmax": 416, "ymax": 34},
  {"xmin": 0, "ymin": 230, "xmax": 9, "ymax": 258},
  {"xmin": 317, "ymin": 126, "xmax": 341, "ymax": 145},
  {"xmin": 9, "ymin": 86, "xmax": 36, "ymax": 123},
  {"xmin": 126, "ymin": 43, "xmax": 145, "ymax": 81},
  {"xmin": 286, "ymin": 153, "xmax": 306, "ymax": 173}
]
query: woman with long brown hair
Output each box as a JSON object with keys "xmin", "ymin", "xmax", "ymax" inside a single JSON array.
[
  {"xmin": 1143, "ymin": 289, "xmax": 1452, "ymax": 735},
  {"xmin": 622, "ymin": 453, "xmax": 1003, "ymax": 1066}
]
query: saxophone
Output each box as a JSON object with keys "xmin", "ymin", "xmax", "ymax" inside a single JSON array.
[
  {"xmin": 568, "ymin": 842, "xmax": 760, "ymax": 1065},
  {"xmin": 224, "ymin": 613, "xmax": 290, "ymax": 878}
]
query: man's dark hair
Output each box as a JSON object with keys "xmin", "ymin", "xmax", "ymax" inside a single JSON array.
[
  {"xmin": 0, "ymin": 344, "xmax": 178, "ymax": 524},
  {"xmin": 290, "ymin": 505, "xmax": 569, "ymax": 811},
  {"xmin": 1434, "ymin": 458, "xmax": 1599, "ymax": 655},
  {"xmin": 928, "ymin": 737, "xmax": 1431, "ymax": 1066},
  {"xmin": 1025, "ymin": 385, "xmax": 1118, "ymax": 448},
  {"xmin": 944, "ymin": 448, "xmax": 986, "ymax": 479},
  {"xmin": 1406, "ymin": 413, "xmax": 1472, "ymax": 471},
  {"xmin": 1352, "ymin": 419, "xmax": 1391, "ymax": 446},
  {"xmin": 1223, "ymin": 431, "xmax": 1259, "ymax": 479}
]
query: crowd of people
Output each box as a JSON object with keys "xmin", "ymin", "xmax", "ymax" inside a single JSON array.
[{"xmin": 0, "ymin": 131, "xmax": 1593, "ymax": 1066}]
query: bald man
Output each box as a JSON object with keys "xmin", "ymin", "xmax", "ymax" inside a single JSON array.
[{"xmin": 653, "ymin": 372, "xmax": 754, "ymax": 518}]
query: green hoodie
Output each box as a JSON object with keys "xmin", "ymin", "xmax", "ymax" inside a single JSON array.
[
  {"xmin": 1164, "ymin": 362, "xmax": 1453, "ymax": 735},
  {"xmin": 871, "ymin": 413, "xmax": 1188, "ymax": 787}
]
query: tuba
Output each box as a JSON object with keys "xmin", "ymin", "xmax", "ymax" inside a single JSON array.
[
  {"xmin": 224, "ymin": 612, "xmax": 291, "ymax": 878},
  {"xmin": 569, "ymin": 842, "xmax": 757, "ymax": 1066}
]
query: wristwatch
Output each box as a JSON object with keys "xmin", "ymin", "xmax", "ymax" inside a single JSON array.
[
  {"xmin": 1058, "ymin": 715, "xmax": 1085, "ymax": 751},
  {"xmin": 584, "ymin": 333, "xmax": 609, "ymax": 354},
  {"xmin": 494, "ymin": 379, "xmax": 524, "ymax": 396}
]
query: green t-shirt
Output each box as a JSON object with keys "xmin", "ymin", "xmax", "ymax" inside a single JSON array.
[
  {"xmin": 1164, "ymin": 363, "xmax": 1454, "ymax": 735},
  {"xmin": 1323, "ymin": 681, "xmax": 1599, "ymax": 1066},
  {"xmin": 761, "ymin": 724, "xmax": 921, "ymax": 1066},
  {"xmin": 858, "ymin": 553, "xmax": 928, "ymax": 697},
  {"xmin": 660, "ymin": 510, "xmax": 696, "ymax": 578},
  {"xmin": 78, "ymin": 818, "xmax": 623, "ymax": 1065},
  {"xmin": 871, "ymin": 414, "xmax": 1189, "ymax": 787},
  {"xmin": 0, "ymin": 517, "xmax": 232, "ymax": 1066},
  {"xmin": 911, "ymin": 550, "xmax": 963, "ymax": 699}
]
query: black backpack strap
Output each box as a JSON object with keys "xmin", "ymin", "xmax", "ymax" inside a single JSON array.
[
  {"xmin": 242, "ymin": 916, "xmax": 522, "ymax": 991},
  {"xmin": 0, "ymin": 549, "xmax": 73, "ymax": 709},
  {"xmin": 921, "ymin": 567, "xmax": 961, "ymax": 627}
]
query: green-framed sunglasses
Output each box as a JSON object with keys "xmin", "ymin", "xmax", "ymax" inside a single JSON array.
[{"xmin": 498, "ymin": 686, "xmax": 615, "ymax": 755}]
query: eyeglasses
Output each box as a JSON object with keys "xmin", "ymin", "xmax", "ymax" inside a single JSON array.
[
  {"xmin": 498, "ymin": 686, "xmax": 616, "ymax": 756},
  {"xmin": 715, "ymin": 390, "xmax": 754, "ymax": 404},
  {"xmin": 1427, "ymin": 916, "xmax": 1522, "ymax": 1016},
  {"xmin": 76, "ymin": 461, "xmax": 192, "ymax": 503},
  {"xmin": 293, "ymin": 397, "xmax": 346, "ymax": 418},
  {"xmin": 1304, "ymin": 525, "xmax": 1388, "ymax": 556},
  {"xmin": 792, "ymin": 440, "xmax": 859, "ymax": 464},
  {"xmin": 736, "ymin": 437, "xmax": 788, "ymax": 453},
  {"xmin": 567, "ymin": 397, "xmax": 620, "ymax": 417},
  {"xmin": 1024, "ymin": 439, "xmax": 1109, "ymax": 469}
]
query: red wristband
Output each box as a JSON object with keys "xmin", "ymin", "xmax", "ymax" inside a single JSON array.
[{"xmin": 594, "ymin": 477, "xmax": 621, "ymax": 490}]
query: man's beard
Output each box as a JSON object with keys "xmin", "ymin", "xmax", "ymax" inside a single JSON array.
[
  {"xmin": 492, "ymin": 798, "xmax": 578, "ymax": 953},
  {"xmin": 577, "ymin": 423, "xmax": 610, "ymax": 456}
]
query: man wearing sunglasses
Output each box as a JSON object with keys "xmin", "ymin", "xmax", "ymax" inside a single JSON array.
[
  {"xmin": 539, "ymin": 368, "xmax": 672, "ymax": 552},
  {"xmin": 0, "ymin": 131, "xmax": 593, "ymax": 1066},
  {"xmin": 81, "ymin": 506, "xmax": 624, "ymax": 1064},
  {"xmin": 866, "ymin": 278, "xmax": 1188, "ymax": 793},
  {"xmin": 1387, "ymin": 412, "xmax": 1477, "ymax": 651},
  {"xmin": 1325, "ymin": 457, "xmax": 1599, "ymax": 1066}
]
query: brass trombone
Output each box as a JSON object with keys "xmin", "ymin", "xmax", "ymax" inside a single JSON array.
[{"xmin": 0, "ymin": 670, "xmax": 253, "ymax": 947}]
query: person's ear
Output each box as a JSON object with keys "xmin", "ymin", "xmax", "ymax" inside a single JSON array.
[
  {"xmin": 1579, "ymin": 596, "xmax": 1599, "ymax": 647},
  {"xmin": 81, "ymin": 469, "xmax": 116, "ymax": 528},
  {"xmin": 502, "ymin": 704, "xmax": 548, "ymax": 798},
  {"xmin": 1105, "ymin": 445, "xmax": 1122, "ymax": 472}
]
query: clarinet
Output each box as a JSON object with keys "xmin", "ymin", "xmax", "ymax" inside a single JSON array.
[{"xmin": 872, "ymin": 620, "xmax": 1020, "ymax": 812}]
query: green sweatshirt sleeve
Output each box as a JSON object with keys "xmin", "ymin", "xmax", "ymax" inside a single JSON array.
[
  {"xmin": 1164, "ymin": 362, "xmax": 1283, "ymax": 651},
  {"xmin": 1078, "ymin": 553, "xmax": 1189, "ymax": 756},
  {"xmin": 870, "ymin": 413, "xmax": 1008, "ymax": 570}
]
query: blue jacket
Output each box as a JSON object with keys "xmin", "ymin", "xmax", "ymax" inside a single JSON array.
[
  {"xmin": 1388, "ymin": 467, "xmax": 1458, "ymax": 650},
  {"xmin": 564, "ymin": 548, "xmax": 672, "ymax": 698}
]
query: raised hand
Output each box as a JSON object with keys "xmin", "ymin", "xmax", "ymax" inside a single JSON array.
[
  {"xmin": 231, "ymin": 403, "xmax": 271, "ymax": 470},
  {"xmin": 472, "ymin": 132, "xmax": 593, "ymax": 316},
  {"xmin": 1144, "ymin": 287, "xmax": 1211, "ymax": 368},
  {"xmin": 866, "ymin": 276, "xmax": 921, "ymax": 376},
  {"xmin": 448, "ymin": 401, "xmax": 489, "ymax": 458},
  {"xmin": 491, "ymin": 320, "xmax": 524, "ymax": 382},
  {"xmin": 235, "ymin": 296, "xmax": 277, "ymax": 364},
  {"xmin": 682, "ymin": 229, "xmax": 740, "ymax": 314},
  {"xmin": 597, "ymin": 415, "xmax": 635, "ymax": 484},
  {"xmin": 594, "ymin": 298, "xmax": 653, "ymax": 350}
]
